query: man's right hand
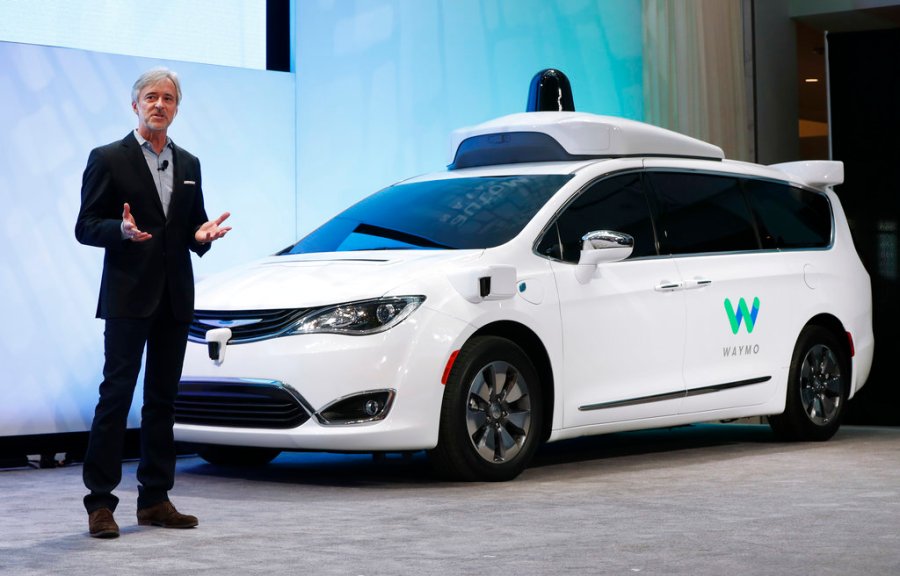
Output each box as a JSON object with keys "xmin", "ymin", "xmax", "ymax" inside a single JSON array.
[{"xmin": 122, "ymin": 203, "xmax": 152, "ymax": 242}]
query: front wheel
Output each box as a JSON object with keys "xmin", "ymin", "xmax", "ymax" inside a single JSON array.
[
  {"xmin": 768, "ymin": 326, "xmax": 849, "ymax": 441},
  {"xmin": 429, "ymin": 336, "xmax": 543, "ymax": 481}
]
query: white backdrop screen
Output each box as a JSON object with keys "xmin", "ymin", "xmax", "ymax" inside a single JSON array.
[
  {"xmin": 0, "ymin": 42, "xmax": 295, "ymax": 436},
  {"xmin": 0, "ymin": 0, "xmax": 267, "ymax": 69}
]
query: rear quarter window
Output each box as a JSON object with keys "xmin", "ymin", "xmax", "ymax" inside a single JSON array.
[{"xmin": 744, "ymin": 179, "xmax": 832, "ymax": 248}]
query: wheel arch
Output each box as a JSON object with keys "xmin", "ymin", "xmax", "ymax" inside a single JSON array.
[
  {"xmin": 769, "ymin": 314, "xmax": 852, "ymax": 441},
  {"xmin": 470, "ymin": 320, "xmax": 555, "ymax": 442},
  {"xmin": 803, "ymin": 313, "xmax": 851, "ymax": 369}
]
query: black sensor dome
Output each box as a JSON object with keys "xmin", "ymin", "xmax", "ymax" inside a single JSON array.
[{"xmin": 526, "ymin": 69, "xmax": 575, "ymax": 112}]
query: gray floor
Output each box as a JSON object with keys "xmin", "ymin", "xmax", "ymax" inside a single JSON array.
[{"xmin": 1, "ymin": 424, "xmax": 899, "ymax": 576}]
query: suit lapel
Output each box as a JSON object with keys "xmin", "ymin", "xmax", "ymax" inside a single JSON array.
[
  {"xmin": 121, "ymin": 132, "xmax": 166, "ymax": 219},
  {"xmin": 169, "ymin": 146, "xmax": 188, "ymax": 224}
]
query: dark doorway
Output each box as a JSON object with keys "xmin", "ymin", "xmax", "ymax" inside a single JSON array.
[{"xmin": 829, "ymin": 29, "xmax": 900, "ymax": 424}]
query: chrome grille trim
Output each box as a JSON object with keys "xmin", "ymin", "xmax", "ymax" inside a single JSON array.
[{"xmin": 189, "ymin": 309, "xmax": 309, "ymax": 344}]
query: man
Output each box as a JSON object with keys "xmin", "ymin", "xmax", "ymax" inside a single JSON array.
[{"xmin": 75, "ymin": 68, "xmax": 231, "ymax": 538}]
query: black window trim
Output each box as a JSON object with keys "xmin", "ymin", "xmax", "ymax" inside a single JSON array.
[
  {"xmin": 642, "ymin": 167, "xmax": 836, "ymax": 257},
  {"xmin": 533, "ymin": 166, "xmax": 836, "ymax": 264}
]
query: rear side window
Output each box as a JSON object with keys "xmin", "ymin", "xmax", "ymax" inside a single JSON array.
[
  {"xmin": 744, "ymin": 180, "xmax": 832, "ymax": 248},
  {"xmin": 536, "ymin": 172, "xmax": 657, "ymax": 262},
  {"xmin": 648, "ymin": 172, "xmax": 759, "ymax": 255}
]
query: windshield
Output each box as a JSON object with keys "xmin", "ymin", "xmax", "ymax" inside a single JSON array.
[{"xmin": 284, "ymin": 175, "xmax": 573, "ymax": 254}]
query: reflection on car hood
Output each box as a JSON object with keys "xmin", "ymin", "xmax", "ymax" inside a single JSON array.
[{"xmin": 194, "ymin": 250, "xmax": 483, "ymax": 310}]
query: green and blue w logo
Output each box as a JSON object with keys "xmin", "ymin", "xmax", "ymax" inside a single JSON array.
[{"xmin": 724, "ymin": 297, "xmax": 760, "ymax": 334}]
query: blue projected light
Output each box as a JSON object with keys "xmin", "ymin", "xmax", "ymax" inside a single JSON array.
[
  {"xmin": 0, "ymin": 1, "xmax": 643, "ymax": 438},
  {"xmin": 295, "ymin": 0, "xmax": 643, "ymax": 236}
]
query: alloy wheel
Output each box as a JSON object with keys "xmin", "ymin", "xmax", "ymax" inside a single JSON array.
[
  {"xmin": 465, "ymin": 360, "xmax": 532, "ymax": 463},
  {"xmin": 799, "ymin": 344, "xmax": 843, "ymax": 426}
]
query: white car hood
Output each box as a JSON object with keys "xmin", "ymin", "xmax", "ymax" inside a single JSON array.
[{"xmin": 195, "ymin": 250, "xmax": 483, "ymax": 310}]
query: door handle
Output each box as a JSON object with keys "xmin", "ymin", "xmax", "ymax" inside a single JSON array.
[
  {"xmin": 654, "ymin": 280, "xmax": 683, "ymax": 292},
  {"xmin": 684, "ymin": 277, "xmax": 713, "ymax": 290}
]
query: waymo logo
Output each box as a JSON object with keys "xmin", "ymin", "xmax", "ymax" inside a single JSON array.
[{"xmin": 724, "ymin": 297, "xmax": 760, "ymax": 334}]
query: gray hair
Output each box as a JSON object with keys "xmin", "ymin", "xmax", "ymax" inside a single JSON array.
[{"xmin": 131, "ymin": 67, "xmax": 182, "ymax": 105}]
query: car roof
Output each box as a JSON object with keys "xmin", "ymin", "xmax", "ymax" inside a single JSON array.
[
  {"xmin": 448, "ymin": 112, "xmax": 725, "ymax": 169},
  {"xmin": 437, "ymin": 111, "xmax": 842, "ymax": 191},
  {"xmin": 400, "ymin": 159, "xmax": 602, "ymax": 183},
  {"xmin": 401, "ymin": 156, "xmax": 841, "ymax": 195}
]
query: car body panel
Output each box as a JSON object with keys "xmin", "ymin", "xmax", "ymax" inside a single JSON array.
[
  {"xmin": 174, "ymin": 111, "xmax": 874, "ymax": 470},
  {"xmin": 552, "ymin": 256, "xmax": 687, "ymax": 427}
]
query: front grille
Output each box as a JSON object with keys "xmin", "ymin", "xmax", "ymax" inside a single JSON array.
[
  {"xmin": 175, "ymin": 379, "xmax": 312, "ymax": 429},
  {"xmin": 189, "ymin": 308, "xmax": 309, "ymax": 343}
]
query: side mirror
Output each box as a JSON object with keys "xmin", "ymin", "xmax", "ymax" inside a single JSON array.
[{"xmin": 575, "ymin": 230, "xmax": 634, "ymax": 283}]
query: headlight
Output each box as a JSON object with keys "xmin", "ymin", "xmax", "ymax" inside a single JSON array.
[{"xmin": 288, "ymin": 296, "xmax": 425, "ymax": 336}]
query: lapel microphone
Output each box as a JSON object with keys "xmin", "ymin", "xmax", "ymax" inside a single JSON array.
[{"xmin": 158, "ymin": 160, "xmax": 169, "ymax": 171}]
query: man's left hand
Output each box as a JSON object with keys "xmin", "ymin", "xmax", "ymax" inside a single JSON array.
[{"xmin": 195, "ymin": 212, "xmax": 232, "ymax": 244}]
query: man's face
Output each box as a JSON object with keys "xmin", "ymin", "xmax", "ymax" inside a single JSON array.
[{"xmin": 133, "ymin": 78, "xmax": 178, "ymax": 134}]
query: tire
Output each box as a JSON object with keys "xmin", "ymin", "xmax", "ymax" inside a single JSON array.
[
  {"xmin": 429, "ymin": 336, "xmax": 543, "ymax": 481},
  {"xmin": 196, "ymin": 445, "xmax": 281, "ymax": 467},
  {"xmin": 768, "ymin": 326, "xmax": 849, "ymax": 441}
]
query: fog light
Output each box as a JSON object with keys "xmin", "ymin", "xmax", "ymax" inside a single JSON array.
[
  {"xmin": 317, "ymin": 390, "xmax": 395, "ymax": 425},
  {"xmin": 364, "ymin": 399, "xmax": 381, "ymax": 416}
]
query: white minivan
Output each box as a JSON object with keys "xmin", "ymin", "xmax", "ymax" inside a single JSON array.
[{"xmin": 174, "ymin": 96, "xmax": 873, "ymax": 481}]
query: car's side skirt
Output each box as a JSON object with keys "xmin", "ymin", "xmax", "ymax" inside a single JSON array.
[{"xmin": 578, "ymin": 376, "xmax": 772, "ymax": 412}]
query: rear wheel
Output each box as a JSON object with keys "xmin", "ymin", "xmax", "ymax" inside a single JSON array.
[
  {"xmin": 196, "ymin": 445, "xmax": 281, "ymax": 467},
  {"xmin": 768, "ymin": 326, "xmax": 849, "ymax": 441},
  {"xmin": 429, "ymin": 336, "xmax": 543, "ymax": 481}
]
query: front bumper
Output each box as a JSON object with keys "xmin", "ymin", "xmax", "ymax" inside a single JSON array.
[{"xmin": 174, "ymin": 306, "xmax": 468, "ymax": 451}]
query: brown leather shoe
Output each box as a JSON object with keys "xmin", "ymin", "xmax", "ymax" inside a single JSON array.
[
  {"xmin": 88, "ymin": 508, "xmax": 120, "ymax": 539},
  {"xmin": 137, "ymin": 501, "xmax": 198, "ymax": 529}
]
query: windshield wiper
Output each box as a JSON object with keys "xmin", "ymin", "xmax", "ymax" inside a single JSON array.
[{"xmin": 353, "ymin": 223, "xmax": 453, "ymax": 249}]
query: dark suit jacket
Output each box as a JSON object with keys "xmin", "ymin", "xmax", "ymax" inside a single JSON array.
[{"xmin": 75, "ymin": 131, "xmax": 211, "ymax": 322}]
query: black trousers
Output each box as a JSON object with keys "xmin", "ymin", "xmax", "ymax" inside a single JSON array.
[{"xmin": 83, "ymin": 288, "xmax": 189, "ymax": 513}]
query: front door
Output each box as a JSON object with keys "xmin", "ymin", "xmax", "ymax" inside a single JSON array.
[
  {"xmin": 553, "ymin": 258, "xmax": 686, "ymax": 427},
  {"xmin": 536, "ymin": 168, "xmax": 687, "ymax": 428}
]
